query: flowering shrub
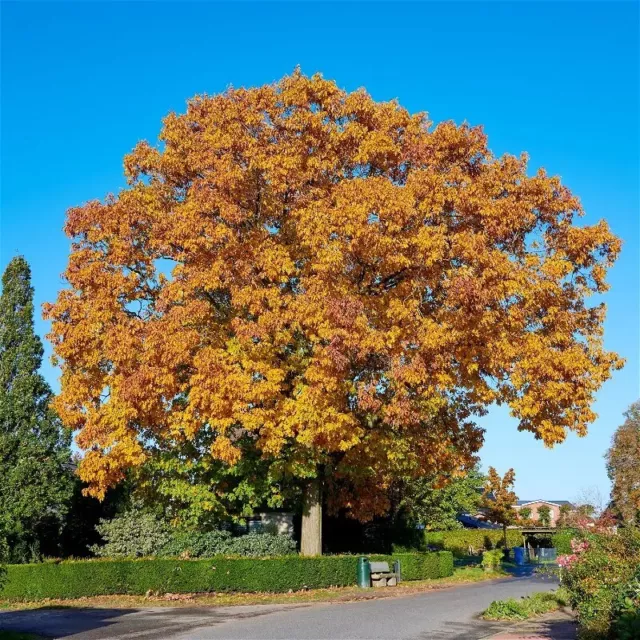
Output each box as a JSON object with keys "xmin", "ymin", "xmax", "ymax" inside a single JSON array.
[
  {"xmin": 557, "ymin": 555, "xmax": 577, "ymax": 570},
  {"xmin": 557, "ymin": 539, "xmax": 589, "ymax": 570},
  {"xmin": 559, "ymin": 524, "xmax": 640, "ymax": 639}
]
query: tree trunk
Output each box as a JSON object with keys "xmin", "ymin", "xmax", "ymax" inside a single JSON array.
[
  {"xmin": 300, "ymin": 477, "xmax": 322, "ymax": 556},
  {"xmin": 503, "ymin": 523, "xmax": 508, "ymax": 548}
]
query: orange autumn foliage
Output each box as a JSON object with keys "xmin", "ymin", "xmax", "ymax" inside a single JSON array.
[
  {"xmin": 45, "ymin": 71, "xmax": 623, "ymax": 520},
  {"xmin": 482, "ymin": 467, "xmax": 518, "ymax": 529}
]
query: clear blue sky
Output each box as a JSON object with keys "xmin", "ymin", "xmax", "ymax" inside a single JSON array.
[{"xmin": 1, "ymin": 2, "xmax": 638, "ymax": 503}]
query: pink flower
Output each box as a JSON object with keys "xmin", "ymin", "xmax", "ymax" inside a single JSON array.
[
  {"xmin": 558, "ymin": 553, "xmax": 579, "ymax": 569},
  {"xmin": 570, "ymin": 539, "xmax": 589, "ymax": 554}
]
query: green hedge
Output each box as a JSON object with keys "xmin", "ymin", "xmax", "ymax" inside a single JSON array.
[
  {"xmin": 551, "ymin": 529, "xmax": 577, "ymax": 555},
  {"xmin": 0, "ymin": 551, "xmax": 453, "ymax": 601},
  {"xmin": 391, "ymin": 551, "xmax": 453, "ymax": 581},
  {"xmin": 425, "ymin": 529, "xmax": 524, "ymax": 556}
]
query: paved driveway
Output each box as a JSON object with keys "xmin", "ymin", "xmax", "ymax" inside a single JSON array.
[{"xmin": 0, "ymin": 574, "xmax": 559, "ymax": 640}]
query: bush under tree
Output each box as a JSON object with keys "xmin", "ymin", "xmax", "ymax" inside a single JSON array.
[
  {"xmin": 158, "ymin": 529, "xmax": 296, "ymax": 558},
  {"xmin": 91, "ymin": 510, "xmax": 171, "ymax": 558},
  {"xmin": 91, "ymin": 509, "xmax": 296, "ymax": 558}
]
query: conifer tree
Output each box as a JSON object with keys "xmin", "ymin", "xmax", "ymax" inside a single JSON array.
[{"xmin": 0, "ymin": 257, "xmax": 72, "ymax": 561}]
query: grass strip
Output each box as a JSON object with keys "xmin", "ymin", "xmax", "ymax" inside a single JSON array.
[{"xmin": 482, "ymin": 588, "xmax": 570, "ymax": 621}]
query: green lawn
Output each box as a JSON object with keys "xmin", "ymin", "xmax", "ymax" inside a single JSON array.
[{"xmin": 0, "ymin": 632, "xmax": 48, "ymax": 640}]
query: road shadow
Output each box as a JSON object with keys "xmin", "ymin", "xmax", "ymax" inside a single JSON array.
[
  {"xmin": 415, "ymin": 616, "xmax": 577, "ymax": 640},
  {"xmin": 503, "ymin": 563, "xmax": 560, "ymax": 578},
  {"xmin": 513, "ymin": 617, "xmax": 577, "ymax": 640},
  {"xmin": 503, "ymin": 564, "xmax": 537, "ymax": 577},
  {"xmin": 0, "ymin": 604, "xmax": 300, "ymax": 639},
  {"xmin": 0, "ymin": 607, "xmax": 134, "ymax": 639}
]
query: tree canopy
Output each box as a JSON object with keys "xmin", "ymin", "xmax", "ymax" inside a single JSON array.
[
  {"xmin": 537, "ymin": 505, "xmax": 552, "ymax": 526},
  {"xmin": 45, "ymin": 71, "xmax": 622, "ymax": 550},
  {"xmin": 482, "ymin": 467, "xmax": 518, "ymax": 544},
  {"xmin": 400, "ymin": 467, "xmax": 486, "ymax": 530},
  {"xmin": 0, "ymin": 257, "xmax": 73, "ymax": 561},
  {"xmin": 606, "ymin": 400, "xmax": 640, "ymax": 525}
]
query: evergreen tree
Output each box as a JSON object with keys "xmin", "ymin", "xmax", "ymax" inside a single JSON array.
[{"xmin": 0, "ymin": 257, "xmax": 73, "ymax": 561}]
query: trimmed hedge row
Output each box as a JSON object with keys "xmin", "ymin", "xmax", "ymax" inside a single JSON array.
[
  {"xmin": 0, "ymin": 551, "xmax": 453, "ymax": 601},
  {"xmin": 425, "ymin": 529, "xmax": 524, "ymax": 556},
  {"xmin": 395, "ymin": 550, "xmax": 453, "ymax": 580}
]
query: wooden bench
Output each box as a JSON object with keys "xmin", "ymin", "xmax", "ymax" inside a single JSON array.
[{"xmin": 370, "ymin": 560, "xmax": 401, "ymax": 587}]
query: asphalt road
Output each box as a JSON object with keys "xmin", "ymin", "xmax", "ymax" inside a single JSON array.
[{"xmin": 0, "ymin": 574, "xmax": 559, "ymax": 640}]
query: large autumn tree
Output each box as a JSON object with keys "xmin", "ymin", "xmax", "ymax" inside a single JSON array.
[
  {"xmin": 606, "ymin": 400, "xmax": 640, "ymax": 525},
  {"xmin": 45, "ymin": 71, "xmax": 622, "ymax": 555}
]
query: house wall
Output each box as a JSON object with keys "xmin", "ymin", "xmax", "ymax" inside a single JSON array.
[
  {"xmin": 514, "ymin": 501, "xmax": 563, "ymax": 526},
  {"xmin": 258, "ymin": 512, "xmax": 295, "ymax": 535}
]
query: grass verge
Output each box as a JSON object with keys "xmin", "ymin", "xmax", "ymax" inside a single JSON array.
[
  {"xmin": 0, "ymin": 632, "xmax": 48, "ymax": 640},
  {"xmin": 482, "ymin": 588, "xmax": 570, "ymax": 621},
  {"xmin": 0, "ymin": 566, "xmax": 505, "ymax": 611}
]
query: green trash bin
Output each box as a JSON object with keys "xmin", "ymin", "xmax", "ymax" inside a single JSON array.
[{"xmin": 357, "ymin": 556, "xmax": 371, "ymax": 588}]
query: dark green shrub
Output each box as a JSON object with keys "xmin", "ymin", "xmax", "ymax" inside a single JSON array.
[
  {"xmin": 92, "ymin": 512, "xmax": 297, "ymax": 559},
  {"xmin": 92, "ymin": 511, "xmax": 171, "ymax": 558},
  {"xmin": 159, "ymin": 530, "xmax": 234, "ymax": 557},
  {"xmin": 551, "ymin": 529, "xmax": 576, "ymax": 555},
  {"xmin": 386, "ymin": 552, "xmax": 452, "ymax": 581},
  {"xmin": 388, "ymin": 522, "xmax": 427, "ymax": 552},
  {"xmin": 0, "ymin": 551, "xmax": 453, "ymax": 601},
  {"xmin": 159, "ymin": 530, "xmax": 296, "ymax": 558},
  {"xmin": 612, "ymin": 572, "xmax": 640, "ymax": 640},
  {"xmin": 425, "ymin": 529, "xmax": 523, "ymax": 556},
  {"xmin": 224, "ymin": 532, "xmax": 296, "ymax": 557}
]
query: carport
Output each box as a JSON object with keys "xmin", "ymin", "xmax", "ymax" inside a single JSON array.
[{"xmin": 519, "ymin": 527, "xmax": 557, "ymax": 560}]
